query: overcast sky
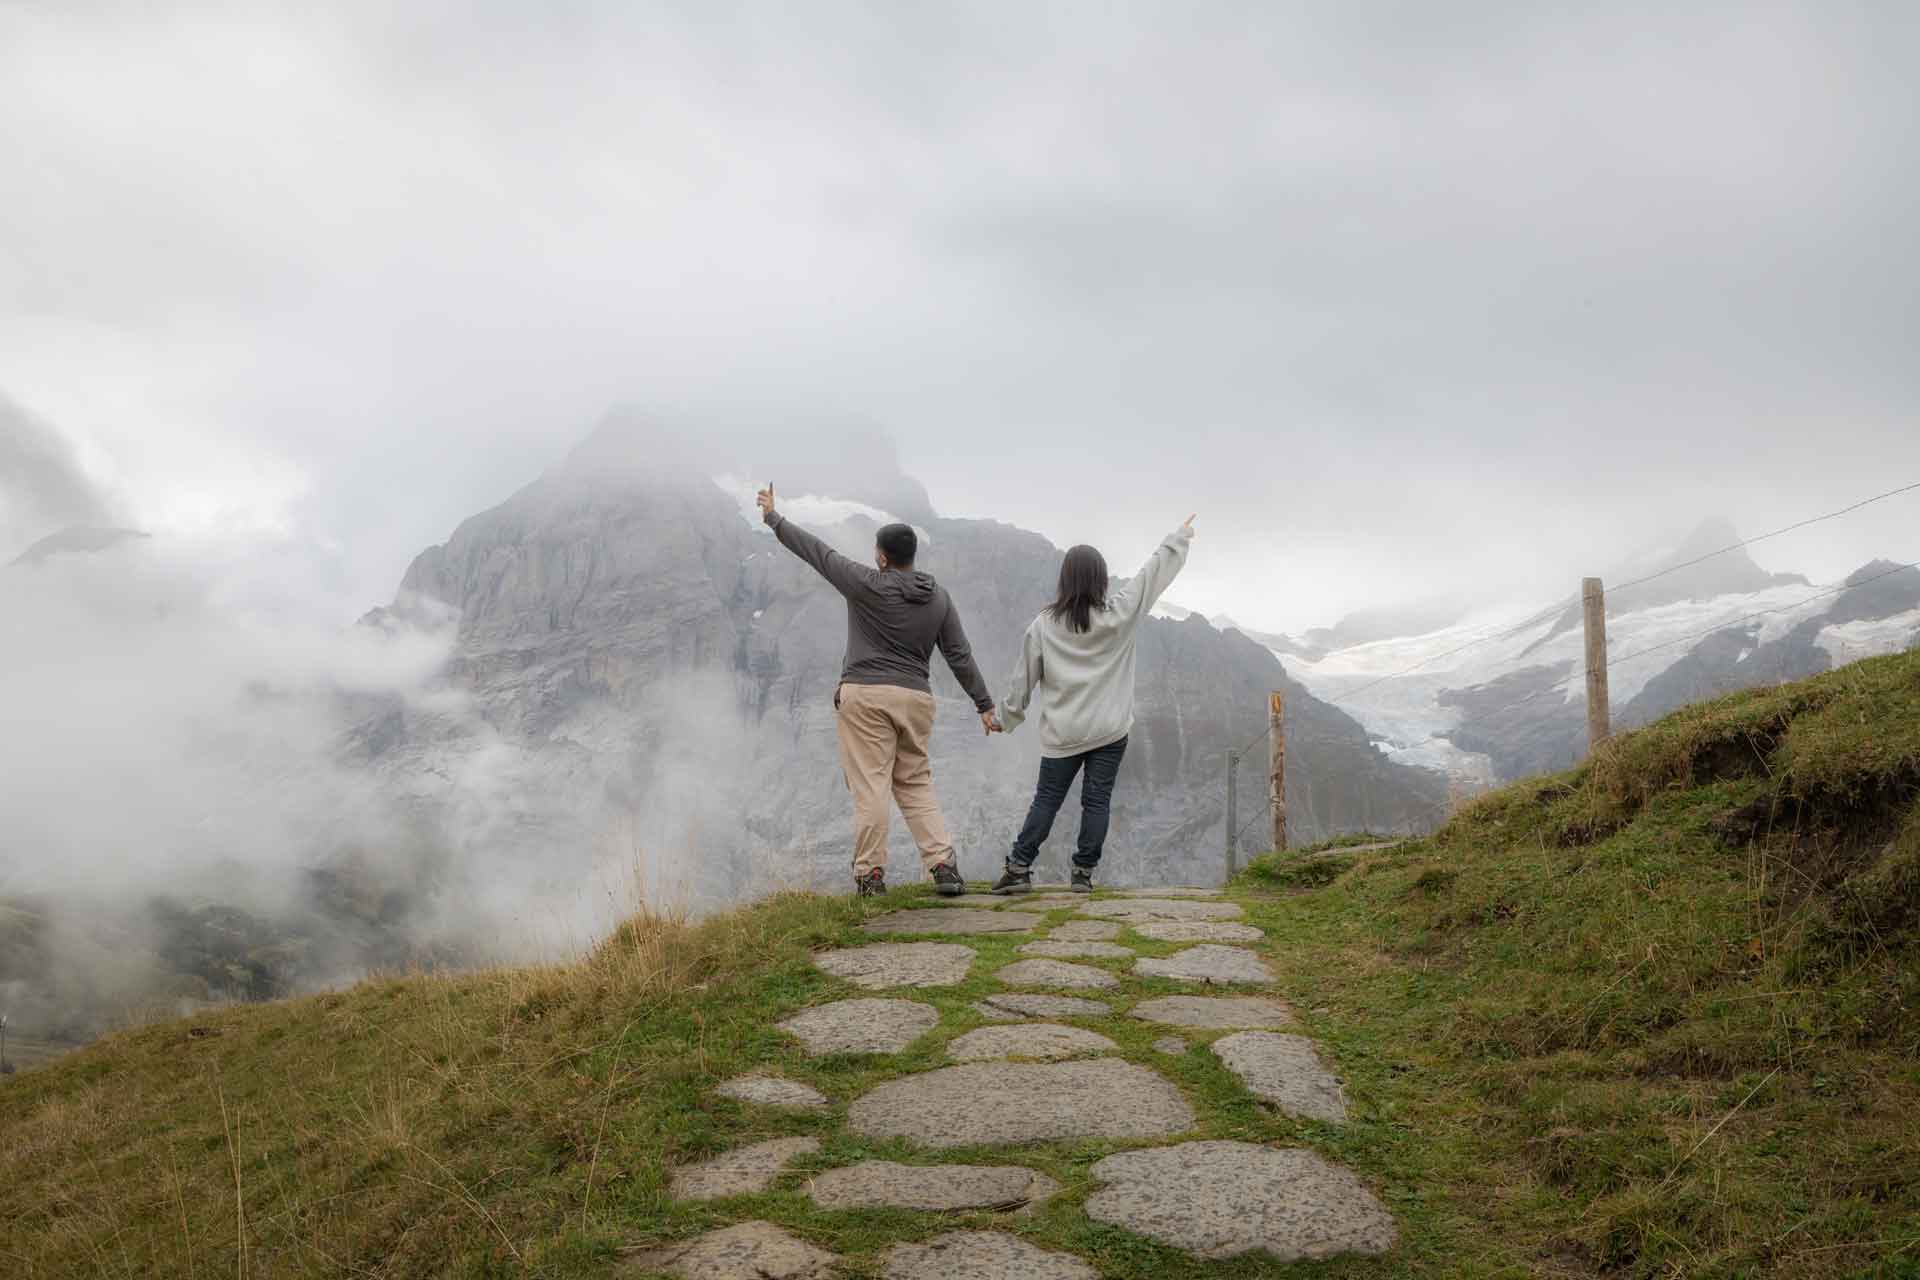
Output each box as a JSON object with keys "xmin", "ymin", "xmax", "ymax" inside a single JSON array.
[{"xmin": 3, "ymin": 1, "xmax": 1916, "ymax": 631}]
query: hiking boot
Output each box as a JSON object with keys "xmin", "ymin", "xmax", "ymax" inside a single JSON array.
[
  {"xmin": 990, "ymin": 862, "xmax": 1033, "ymax": 895},
  {"xmin": 855, "ymin": 868, "xmax": 886, "ymax": 898},
  {"xmin": 1071, "ymin": 867, "xmax": 1094, "ymax": 893},
  {"xmin": 931, "ymin": 861, "xmax": 965, "ymax": 897}
]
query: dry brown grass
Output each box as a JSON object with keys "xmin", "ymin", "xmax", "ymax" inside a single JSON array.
[{"xmin": 0, "ymin": 893, "xmax": 854, "ymax": 1277}]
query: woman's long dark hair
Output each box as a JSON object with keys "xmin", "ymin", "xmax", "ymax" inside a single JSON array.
[{"xmin": 1048, "ymin": 545, "xmax": 1109, "ymax": 633}]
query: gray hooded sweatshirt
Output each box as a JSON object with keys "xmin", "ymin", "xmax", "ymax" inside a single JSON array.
[
  {"xmin": 764, "ymin": 510, "xmax": 994, "ymax": 711},
  {"xmin": 1000, "ymin": 526, "xmax": 1193, "ymax": 757}
]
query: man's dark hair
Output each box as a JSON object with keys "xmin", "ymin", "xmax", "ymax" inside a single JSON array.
[
  {"xmin": 876, "ymin": 522, "xmax": 917, "ymax": 568},
  {"xmin": 1048, "ymin": 544, "xmax": 1110, "ymax": 633}
]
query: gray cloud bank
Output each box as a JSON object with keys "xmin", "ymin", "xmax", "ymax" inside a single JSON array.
[{"xmin": 1, "ymin": 2, "xmax": 1915, "ymax": 633}]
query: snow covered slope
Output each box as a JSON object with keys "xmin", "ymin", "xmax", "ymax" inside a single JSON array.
[{"xmin": 1276, "ymin": 547, "xmax": 1920, "ymax": 786}]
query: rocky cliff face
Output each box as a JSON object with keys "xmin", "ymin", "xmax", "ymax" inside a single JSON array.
[{"xmin": 351, "ymin": 427, "xmax": 1448, "ymax": 902}]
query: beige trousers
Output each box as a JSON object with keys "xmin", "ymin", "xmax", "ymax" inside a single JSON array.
[{"xmin": 835, "ymin": 682, "xmax": 956, "ymax": 876}]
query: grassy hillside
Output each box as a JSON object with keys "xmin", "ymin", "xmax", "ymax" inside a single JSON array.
[
  {"xmin": 3, "ymin": 650, "xmax": 1917, "ymax": 1276},
  {"xmin": 1242, "ymin": 647, "xmax": 1920, "ymax": 1274}
]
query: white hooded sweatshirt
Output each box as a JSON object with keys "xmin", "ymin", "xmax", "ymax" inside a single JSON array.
[{"xmin": 999, "ymin": 526, "xmax": 1193, "ymax": 757}]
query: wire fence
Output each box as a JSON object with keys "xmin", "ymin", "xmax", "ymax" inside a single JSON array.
[
  {"xmin": 1228, "ymin": 478, "xmax": 1920, "ymax": 860},
  {"xmin": 1441, "ymin": 555, "xmax": 1920, "ymax": 739},
  {"xmin": 1318, "ymin": 478, "xmax": 1920, "ymax": 711}
]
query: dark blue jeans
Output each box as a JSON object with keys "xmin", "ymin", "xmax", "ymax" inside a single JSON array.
[{"xmin": 1008, "ymin": 737, "xmax": 1129, "ymax": 870}]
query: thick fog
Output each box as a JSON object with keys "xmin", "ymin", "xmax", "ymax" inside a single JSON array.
[{"xmin": 3, "ymin": 2, "xmax": 1917, "ymax": 631}]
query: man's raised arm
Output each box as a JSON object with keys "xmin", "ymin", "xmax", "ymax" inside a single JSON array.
[{"xmin": 757, "ymin": 484, "xmax": 875, "ymax": 598}]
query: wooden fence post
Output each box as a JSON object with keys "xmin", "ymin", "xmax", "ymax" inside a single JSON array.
[
  {"xmin": 1583, "ymin": 577, "xmax": 1611, "ymax": 751},
  {"xmin": 1269, "ymin": 689, "xmax": 1287, "ymax": 853},
  {"xmin": 1225, "ymin": 750, "xmax": 1239, "ymax": 879}
]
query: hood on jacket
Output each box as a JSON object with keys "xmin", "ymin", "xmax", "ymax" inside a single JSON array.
[{"xmin": 891, "ymin": 570, "xmax": 937, "ymax": 604}]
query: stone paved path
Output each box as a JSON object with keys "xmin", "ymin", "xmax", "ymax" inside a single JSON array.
[
  {"xmin": 804, "ymin": 1162, "xmax": 1059, "ymax": 1212},
  {"xmin": 633, "ymin": 882, "xmax": 1398, "ymax": 1277},
  {"xmin": 813, "ymin": 941, "xmax": 975, "ymax": 987},
  {"xmin": 712, "ymin": 1074, "xmax": 829, "ymax": 1110},
  {"xmin": 864, "ymin": 908, "xmax": 1045, "ymax": 935},
  {"xmin": 850, "ymin": 1058, "xmax": 1196, "ymax": 1147},
  {"xmin": 1017, "ymin": 938, "xmax": 1135, "ymax": 959},
  {"xmin": 669, "ymin": 1137, "xmax": 822, "ymax": 1202},
  {"xmin": 946, "ymin": 1022, "xmax": 1120, "ymax": 1061},
  {"xmin": 778, "ymin": 998, "xmax": 938, "ymax": 1055},
  {"xmin": 1134, "ymin": 942, "xmax": 1278, "ymax": 984},
  {"xmin": 972, "ymin": 992, "xmax": 1110, "ymax": 1021},
  {"xmin": 994, "ymin": 957, "xmax": 1120, "ymax": 989}
]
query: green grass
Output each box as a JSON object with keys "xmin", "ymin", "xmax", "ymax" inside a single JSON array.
[
  {"xmin": 1228, "ymin": 649, "xmax": 1920, "ymax": 1277},
  {"xmin": 5, "ymin": 650, "xmax": 1919, "ymax": 1276}
]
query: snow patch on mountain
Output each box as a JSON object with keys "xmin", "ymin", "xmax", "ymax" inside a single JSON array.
[
  {"xmin": 1284, "ymin": 582, "xmax": 1868, "ymax": 781},
  {"xmin": 1817, "ymin": 607, "xmax": 1920, "ymax": 664}
]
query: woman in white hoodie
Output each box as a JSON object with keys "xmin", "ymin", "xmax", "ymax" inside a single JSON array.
[{"xmin": 991, "ymin": 516, "xmax": 1195, "ymax": 893}]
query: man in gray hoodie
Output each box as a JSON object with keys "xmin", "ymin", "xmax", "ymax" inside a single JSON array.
[{"xmin": 757, "ymin": 484, "xmax": 998, "ymax": 897}]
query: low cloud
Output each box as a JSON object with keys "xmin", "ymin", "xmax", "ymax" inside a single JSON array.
[{"xmin": 0, "ymin": 497, "xmax": 748, "ymax": 1041}]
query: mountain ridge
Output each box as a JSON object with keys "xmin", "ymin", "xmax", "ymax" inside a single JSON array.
[
  {"xmin": 352, "ymin": 427, "xmax": 1450, "ymax": 903},
  {"xmin": 1276, "ymin": 518, "xmax": 1920, "ymax": 784}
]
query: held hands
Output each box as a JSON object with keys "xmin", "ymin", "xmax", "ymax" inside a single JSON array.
[
  {"xmin": 980, "ymin": 709, "xmax": 1004, "ymax": 735},
  {"xmin": 757, "ymin": 484, "xmax": 777, "ymax": 518}
]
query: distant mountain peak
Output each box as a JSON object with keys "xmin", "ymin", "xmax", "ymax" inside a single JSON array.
[
  {"xmin": 1608, "ymin": 517, "xmax": 1806, "ymax": 609},
  {"xmin": 9, "ymin": 526, "xmax": 149, "ymax": 567},
  {"xmin": 566, "ymin": 408, "xmax": 936, "ymax": 523}
]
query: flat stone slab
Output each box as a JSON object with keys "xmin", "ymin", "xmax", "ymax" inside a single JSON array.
[
  {"xmin": 1015, "ymin": 893, "xmax": 1088, "ymax": 908},
  {"xmin": 806, "ymin": 1162, "xmax": 1059, "ymax": 1212},
  {"xmin": 779, "ymin": 998, "xmax": 940, "ymax": 1056},
  {"xmin": 1120, "ymin": 887, "xmax": 1224, "ymax": 897},
  {"xmin": 1080, "ymin": 898, "xmax": 1245, "ymax": 922},
  {"xmin": 669, "ymin": 1137, "xmax": 821, "ymax": 1202},
  {"xmin": 947, "ymin": 1023, "xmax": 1119, "ymax": 1061},
  {"xmin": 1086, "ymin": 1141, "xmax": 1396, "ymax": 1261},
  {"xmin": 1129, "ymin": 996, "xmax": 1297, "ymax": 1030},
  {"xmin": 1212, "ymin": 1031, "xmax": 1348, "ymax": 1122},
  {"xmin": 713, "ymin": 1074, "xmax": 829, "ymax": 1109},
  {"xmin": 1018, "ymin": 939, "xmax": 1135, "ymax": 959},
  {"xmin": 995, "ymin": 958, "xmax": 1118, "ymax": 989},
  {"xmin": 1153, "ymin": 1036, "xmax": 1189, "ymax": 1055},
  {"xmin": 1131, "ymin": 921, "xmax": 1265, "ymax": 943},
  {"xmin": 974, "ymin": 993, "xmax": 1110, "ymax": 1021},
  {"xmin": 924, "ymin": 893, "xmax": 1019, "ymax": 907},
  {"xmin": 622, "ymin": 1221, "xmax": 840, "ymax": 1278},
  {"xmin": 883, "ymin": 1231, "xmax": 1099, "ymax": 1280},
  {"xmin": 815, "ymin": 942, "xmax": 975, "ymax": 988},
  {"xmin": 1046, "ymin": 920, "xmax": 1122, "ymax": 941},
  {"xmin": 1134, "ymin": 944, "xmax": 1276, "ymax": 985},
  {"xmin": 863, "ymin": 909, "xmax": 1043, "ymax": 936},
  {"xmin": 850, "ymin": 1059, "xmax": 1195, "ymax": 1148}
]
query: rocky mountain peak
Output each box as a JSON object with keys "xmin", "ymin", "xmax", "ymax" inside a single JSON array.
[
  {"xmin": 564, "ymin": 409, "xmax": 936, "ymax": 524},
  {"xmin": 9, "ymin": 525, "xmax": 150, "ymax": 567},
  {"xmin": 1609, "ymin": 517, "xmax": 1808, "ymax": 610}
]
